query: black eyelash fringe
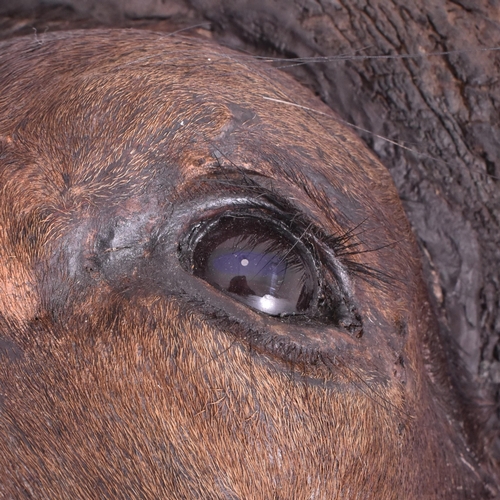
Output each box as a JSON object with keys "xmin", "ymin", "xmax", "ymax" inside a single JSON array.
[{"xmin": 193, "ymin": 167, "xmax": 400, "ymax": 292}]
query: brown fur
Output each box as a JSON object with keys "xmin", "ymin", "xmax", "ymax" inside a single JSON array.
[{"xmin": 0, "ymin": 29, "xmax": 496, "ymax": 498}]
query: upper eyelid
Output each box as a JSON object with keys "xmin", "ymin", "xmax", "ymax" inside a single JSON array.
[
  {"xmin": 179, "ymin": 173, "xmax": 356, "ymax": 259},
  {"xmin": 181, "ymin": 178, "xmax": 311, "ymax": 226}
]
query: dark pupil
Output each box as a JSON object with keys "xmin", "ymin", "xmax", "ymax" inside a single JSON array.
[{"xmin": 192, "ymin": 217, "xmax": 314, "ymax": 316}]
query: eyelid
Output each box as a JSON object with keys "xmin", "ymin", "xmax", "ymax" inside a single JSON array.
[{"xmin": 174, "ymin": 188, "xmax": 361, "ymax": 293}]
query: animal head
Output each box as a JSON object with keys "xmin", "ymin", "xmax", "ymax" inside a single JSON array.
[{"xmin": 0, "ymin": 29, "xmax": 494, "ymax": 498}]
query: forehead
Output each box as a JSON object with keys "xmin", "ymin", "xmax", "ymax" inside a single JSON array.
[{"xmin": 0, "ymin": 30, "xmax": 409, "ymax": 252}]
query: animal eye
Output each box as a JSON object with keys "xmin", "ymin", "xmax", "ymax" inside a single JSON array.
[{"xmin": 191, "ymin": 215, "xmax": 317, "ymax": 316}]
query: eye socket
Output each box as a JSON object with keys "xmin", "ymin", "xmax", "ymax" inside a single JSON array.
[{"xmin": 190, "ymin": 215, "xmax": 317, "ymax": 316}]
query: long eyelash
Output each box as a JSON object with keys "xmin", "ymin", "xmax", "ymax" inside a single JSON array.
[
  {"xmin": 195, "ymin": 167, "xmax": 398, "ymax": 291},
  {"xmin": 320, "ymin": 222, "xmax": 404, "ymax": 290},
  {"xmin": 251, "ymin": 45, "xmax": 500, "ymax": 65},
  {"xmin": 344, "ymin": 262, "xmax": 403, "ymax": 291},
  {"xmin": 220, "ymin": 42, "xmax": 499, "ymax": 186}
]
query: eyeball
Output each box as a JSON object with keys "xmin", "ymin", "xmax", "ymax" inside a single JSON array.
[{"xmin": 190, "ymin": 215, "xmax": 317, "ymax": 316}]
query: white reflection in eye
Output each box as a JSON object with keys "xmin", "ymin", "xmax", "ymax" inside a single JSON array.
[{"xmin": 244, "ymin": 294, "xmax": 294, "ymax": 316}]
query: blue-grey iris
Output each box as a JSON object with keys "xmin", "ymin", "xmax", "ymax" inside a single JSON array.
[{"xmin": 192, "ymin": 216, "xmax": 315, "ymax": 316}]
